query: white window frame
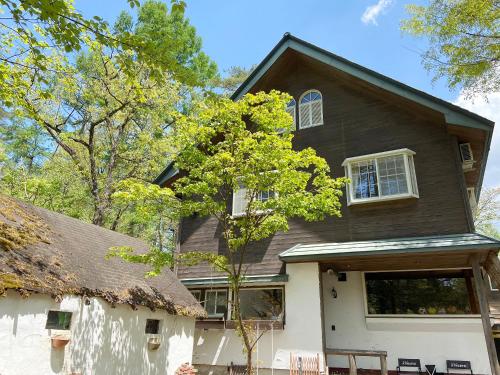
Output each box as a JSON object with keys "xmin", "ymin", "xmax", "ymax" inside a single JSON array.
[
  {"xmin": 342, "ymin": 148, "xmax": 419, "ymax": 206},
  {"xmin": 298, "ymin": 89, "xmax": 323, "ymax": 129},
  {"xmin": 204, "ymin": 289, "xmax": 228, "ymax": 318},
  {"xmin": 286, "ymin": 99, "xmax": 296, "ymax": 130},
  {"xmin": 232, "ymin": 180, "xmax": 277, "ymax": 217}
]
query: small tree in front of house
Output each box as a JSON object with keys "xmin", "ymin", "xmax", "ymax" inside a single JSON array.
[{"xmin": 112, "ymin": 90, "xmax": 346, "ymax": 373}]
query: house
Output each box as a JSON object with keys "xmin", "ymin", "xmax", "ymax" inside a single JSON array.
[
  {"xmin": 0, "ymin": 194, "xmax": 204, "ymax": 375},
  {"xmin": 155, "ymin": 34, "xmax": 500, "ymax": 375}
]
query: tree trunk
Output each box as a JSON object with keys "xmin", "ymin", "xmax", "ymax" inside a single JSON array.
[
  {"xmin": 233, "ymin": 283, "xmax": 254, "ymax": 375},
  {"xmin": 92, "ymin": 205, "xmax": 105, "ymax": 227}
]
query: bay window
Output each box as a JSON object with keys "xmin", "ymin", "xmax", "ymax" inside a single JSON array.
[{"xmin": 342, "ymin": 149, "xmax": 419, "ymax": 205}]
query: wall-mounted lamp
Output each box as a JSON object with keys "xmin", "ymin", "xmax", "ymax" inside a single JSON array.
[{"xmin": 331, "ymin": 287, "xmax": 338, "ymax": 299}]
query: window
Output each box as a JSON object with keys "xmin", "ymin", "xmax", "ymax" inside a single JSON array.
[
  {"xmin": 238, "ymin": 288, "xmax": 284, "ymax": 321},
  {"xmin": 342, "ymin": 149, "xmax": 419, "ymax": 205},
  {"xmin": 286, "ymin": 99, "xmax": 296, "ymax": 129},
  {"xmin": 45, "ymin": 310, "xmax": 72, "ymax": 330},
  {"xmin": 145, "ymin": 319, "xmax": 161, "ymax": 334},
  {"xmin": 299, "ymin": 90, "xmax": 323, "ymax": 129},
  {"xmin": 232, "ymin": 182, "xmax": 276, "ymax": 217},
  {"xmin": 364, "ymin": 270, "xmax": 478, "ymax": 315},
  {"xmin": 191, "ymin": 290, "xmax": 202, "ymax": 302},
  {"xmin": 205, "ymin": 289, "xmax": 228, "ymax": 318}
]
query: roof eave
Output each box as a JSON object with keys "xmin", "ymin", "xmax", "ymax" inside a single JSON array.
[{"xmin": 279, "ymin": 243, "xmax": 498, "ymax": 263}]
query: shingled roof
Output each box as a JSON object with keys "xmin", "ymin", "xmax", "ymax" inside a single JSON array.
[{"xmin": 0, "ymin": 195, "xmax": 205, "ymax": 317}]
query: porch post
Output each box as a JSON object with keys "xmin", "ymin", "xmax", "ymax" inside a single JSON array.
[{"xmin": 472, "ymin": 255, "xmax": 500, "ymax": 375}]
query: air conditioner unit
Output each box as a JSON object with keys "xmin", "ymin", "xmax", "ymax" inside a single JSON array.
[{"xmin": 459, "ymin": 143, "xmax": 474, "ymax": 171}]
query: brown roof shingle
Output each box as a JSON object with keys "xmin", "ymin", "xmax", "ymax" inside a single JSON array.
[{"xmin": 0, "ymin": 195, "xmax": 205, "ymax": 317}]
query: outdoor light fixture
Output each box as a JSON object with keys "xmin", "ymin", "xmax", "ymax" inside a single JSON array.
[{"xmin": 331, "ymin": 287, "xmax": 338, "ymax": 299}]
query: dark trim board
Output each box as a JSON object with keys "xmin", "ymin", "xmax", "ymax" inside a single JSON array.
[{"xmin": 181, "ymin": 273, "xmax": 289, "ymax": 286}]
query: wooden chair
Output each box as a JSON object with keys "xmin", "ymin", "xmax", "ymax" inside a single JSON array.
[
  {"xmin": 397, "ymin": 358, "xmax": 422, "ymax": 375},
  {"xmin": 446, "ymin": 360, "xmax": 473, "ymax": 375},
  {"xmin": 290, "ymin": 353, "xmax": 321, "ymax": 375}
]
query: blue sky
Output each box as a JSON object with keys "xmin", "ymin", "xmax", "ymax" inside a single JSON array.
[{"xmin": 76, "ymin": 0, "xmax": 499, "ymax": 189}]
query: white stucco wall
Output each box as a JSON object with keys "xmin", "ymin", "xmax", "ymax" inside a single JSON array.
[
  {"xmin": 0, "ymin": 291, "xmax": 195, "ymax": 375},
  {"xmin": 322, "ymin": 271, "xmax": 491, "ymax": 374},
  {"xmin": 192, "ymin": 262, "xmax": 324, "ymax": 371}
]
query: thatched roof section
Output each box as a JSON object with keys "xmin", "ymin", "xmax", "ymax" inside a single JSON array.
[{"xmin": 0, "ymin": 195, "xmax": 205, "ymax": 317}]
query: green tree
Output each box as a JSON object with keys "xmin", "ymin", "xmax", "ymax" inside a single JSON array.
[
  {"xmin": 474, "ymin": 187, "xmax": 500, "ymax": 239},
  {"xmin": 0, "ymin": 0, "xmax": 191, "ymax": 105},
  {"xmin": 4, "ymin": 0, "xmax": 218, "ymax": 229},
  {"xmin": 114, "ymin": 0, "xmax": 218, "ymax": 87},
  {"xmin": 1, "ymin": 152, "xmax": 93, "ymax": 221},
  {"xmin": 402, "ymin": 0, "xmax": 500, "ymax": 96},
  {"xmin": 111, "ymin": 91, "xmax": 347, "ymax": 373},
  {"xmin": 8, "ymin": 40, "xmax": 179, "ymax": 227},
  {"xmin": 215, "ymin": 65, "xmax": 255, "ymax": 96},
  {"xmin": 0, "ymin": 116, "xmax": 51, "ymax": 172}
]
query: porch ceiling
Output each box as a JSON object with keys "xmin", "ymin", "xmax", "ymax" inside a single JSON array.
[{"xmin": 279, "ymin": 233, "xmax": 500, "ymax": 271}]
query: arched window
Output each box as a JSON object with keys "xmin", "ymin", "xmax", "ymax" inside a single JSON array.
[
  {"xmin": 299, "ymin": 90, "xmax": 323, "ymax": 129},
  {"xmin": 286, "ymin": 99, "xmax": 296, "ymax": 128}
]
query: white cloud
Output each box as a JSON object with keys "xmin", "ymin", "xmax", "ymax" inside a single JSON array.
[
  {"xmin": 453, "ymin": 92, "xmax": 500, "ymax": 189},
  {"xmin": 361, "ymin": 0, "xmax": 393, "ymax": 25}
]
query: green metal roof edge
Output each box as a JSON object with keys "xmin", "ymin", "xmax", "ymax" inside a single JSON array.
[
  {"xmin": 153, "ymin": 162, "xmax": 178, "ymax": 186},
  {"xmin": 279, "ymin": 239, "xmax": 499, "ymax": 263},
  {"xmin": 180, "ymin": 274, "xmax": 289, "ymax": 286}
]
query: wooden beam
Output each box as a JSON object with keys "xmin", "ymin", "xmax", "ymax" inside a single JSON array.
[
  {"xmin": 380, "ymin": 355, "xmax": 388, "ymax": 375},
  {"xmin": 348, "ymin": 354, "xmax": 357, "ymax": 375},
  {"xmin": 472, "ymin": 255, "xmax": 500, "ymax": 375}
]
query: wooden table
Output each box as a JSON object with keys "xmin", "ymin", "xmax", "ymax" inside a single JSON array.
[{"xmin": 325, "ymin": 348, "xmax": 388, "ymax": 375}]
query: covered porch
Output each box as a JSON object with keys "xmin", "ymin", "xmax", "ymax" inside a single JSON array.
[{"xmin": 280, "ymin": 233, "xmax": 500, "ymax": 375}]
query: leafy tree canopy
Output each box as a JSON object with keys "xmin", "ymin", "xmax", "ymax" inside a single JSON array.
[
  {"xmin": 111, "ymin": 90, "xmax": 347, "ymax": 372},
  {"xmin": 0, "ymin": 0, "xmax": 213, "ymax": 107},
  {"xmin": 402, "ymin": 0, "xmax": 500, "ymax": 96}
]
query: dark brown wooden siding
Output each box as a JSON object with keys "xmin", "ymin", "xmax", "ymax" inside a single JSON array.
[{"xmin": 177, "ymin": 51, "xmax": 472, "ymax": 279}]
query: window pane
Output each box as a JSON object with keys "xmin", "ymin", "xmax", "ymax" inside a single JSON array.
[
  {"xmin": 365, "ymin": 271, "xmax": 476, "ymax": 315},
  {"xmin": 311, "ymin": 101, "xmax": 322, "ymax": 125},
  {"xmin": 258, "ymin": 190, "xmax": 275, "ymax": 202},
  {"xmin": 377, "ymin": 155, "xmax": 408, "ymax": 196},
  {"xmin": 145, "ymin": 319, "xmax": 160, "ymax": 334},
  {"xmin": 352, "ymin": 160, "xmax": 378, "ymax": 199},
  {"xmin": 45, "ymin": 311, "xmax": 72, "ymax": 330},
  {"xmin": 216, "ymin": 291, "xmax": 228, "ymax": 315},
  {"xmin": 299, "ymin": 103, "xmax": 311, "ymax": 128},
  {"xmin": 191, "ymin": 290, "xmax": 202, "ymax": 302},
  {"xmin": 239, "ymin": 288, "xmax": 283, "ymax": 320},
  {"xmin": 205, "ymin": 291, "xmax": 217, "ymax": 315},
  {"xmin": 233, "ymin": 184, "xmax": 249, "ymax": 215}
]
